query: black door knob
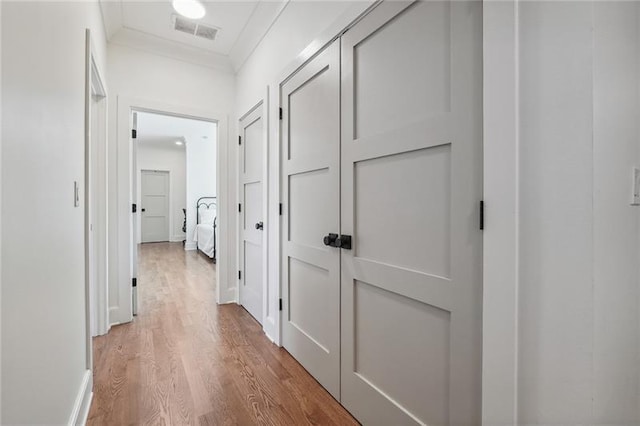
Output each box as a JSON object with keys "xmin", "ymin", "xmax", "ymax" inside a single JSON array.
[
  {"xmin": 255, "ymin": 221, "xmax": 264, "ymax": 230},
  {"xmin": 323, "ymin": 233, "xmax": 338, "ymax": 247},
  {"xmin": 335, "ymin": 234, "xmax": 352, "ymax": 250},
  {"xmin": 141, "ymin": 208, "xmax": 146, "ymax": 212}
]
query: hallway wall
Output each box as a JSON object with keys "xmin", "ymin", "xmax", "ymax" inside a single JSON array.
[
  {"xmin": 0, "ymin": 1, "xmax": 107, "ymax": 423},
  {"xmin": 517, "ymin": 2, "xmax": 640, "ymax": 423}
]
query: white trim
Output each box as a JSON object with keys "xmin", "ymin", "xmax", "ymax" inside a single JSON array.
[
  {"xmin": 482, "ymin": 1, "xmax": 520, "ymax": 424},
  {"xmin": 114, "ymin": 96, "xmax": 231, "ymax": 324},
  {"xmin": 171, "ymin": 234, "xmax": 186, "ymax": 242},
  {"xmin": 185, "ymin": 241, "xmax": 197, "ymax": 251},
  {"xmin": 85, "ymin": 29, "xmax": 110, "ymax": 343},
  {"xmin": 67, "ymin": 370, "xmax": 93, "ymax": 426}
]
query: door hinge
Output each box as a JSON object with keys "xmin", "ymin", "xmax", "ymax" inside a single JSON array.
[
  {"xmin": 238, "ymin": 135, "xmax": 242, "ymax": 145},
  {"xmin": 279, "ymin": 107, "xmax": 283, "ymax": 120},
  {"xmin": 279, "ymin": 298, "xmax": 283, "ymax": 311},
  {"xmin": 238, "ymin": 270, "xmax": 242, "ymax": 280},
  {"xmin": 132, "ymin": 203, "xmax": 137, "ymax": 213},
  {"xmin": 238, "ymin": 203, "xmax": 242, "ymax": 213},
  {"xmin": 479, "ymin": 200, "xmax": 485, "ymax": 230},
  {"xmin": 131, "ymin": 129, "xmax": 137, "ymax": 139},
  {"xmin": 132, "ymin": 278, "xmax": 137, "ymax": 288},
  {"xmin": 279, "ymin": 203, "xmax": 282, "ymax": 216}
]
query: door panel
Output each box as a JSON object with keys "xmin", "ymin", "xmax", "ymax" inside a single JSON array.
[
  {"xmin": 341, "ymin": 1, "xmax": 483, "ymax": 425},
  {"xmin": 141, "ymin": 170, "xmax": 169, "ymax": 243},
  {"xmin": 281, "ymin": 40, "xmax": 341, "ymax": 399},
  {"xmin": 239, "ymin": 105, "xmax": 264, "ymax": 324}
]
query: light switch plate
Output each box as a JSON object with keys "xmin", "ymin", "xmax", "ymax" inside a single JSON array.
[{"xmin": 632, "ymin": 168, "xmax": 640, "ymax": 206}]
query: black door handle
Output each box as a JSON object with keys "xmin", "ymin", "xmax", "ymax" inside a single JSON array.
[
  {"xmin": 141, "ymin": 208, "xmax": 146, "ymax": 212},
  {"xmin": 323, "ymin": 233, "xmax": 339, "ymax": 247},
  {"xmin": 255, "ymin": 221, "xmax": 264, "ymax": 230},
  {"xmin": 335, "ymin": 235, "xmax": 352, "ymax": 250}
]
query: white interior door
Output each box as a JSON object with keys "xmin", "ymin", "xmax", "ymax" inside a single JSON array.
[
  {"xmin": 340, "ymin": 1, "xmax": 483, "ymax": 424},
  {"xmin": 141, "ymin": 170, "xmax": 170, "ymax": 243},
  {"xmin": 281, "ymin": 40, "xmax": 341, "ymax": 399},
  {"xmin": 239, "ymin": 104, "xmax": 264, "ymax": 324}
]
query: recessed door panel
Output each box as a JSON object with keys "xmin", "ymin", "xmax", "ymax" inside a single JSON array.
[
  {"xmin": 281, "ymin": 40, "xmax": 341, "ymax": 399},
  {"xmin": 355, "ymin": 145, "xmax": 452, "ymax": 278},
  {"xmin": 239, "ymin": 105, "xmax": 265, "ymax": 324},
  {"xmin": 354, "ymin": 0, "xmax": 451, "ymax": 140},
  {"xmin": 289, "ymin": 168, "xmax": 332, "ymax": 250},
  {"xmin": 341, "ymin": 1, "xmax": 483, "ymax": 424}
]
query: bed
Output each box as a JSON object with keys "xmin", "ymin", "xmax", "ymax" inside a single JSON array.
[{"xmin": 193, "ymin": 196, "xmax": 217, "ymax": 262}]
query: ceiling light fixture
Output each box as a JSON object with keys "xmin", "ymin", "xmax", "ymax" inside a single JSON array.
[
  {"xmin": 172, "ymin": 0, "xmax": 206, "ymax": 20},
  {"xmin": 175, "ymin": 140, "xmax": 184, "ymax": 146}
]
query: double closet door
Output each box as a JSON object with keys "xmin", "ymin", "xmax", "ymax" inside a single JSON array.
[{"xmin": 281, "ymin": 1, "xmax": 483, "ymax": 424}]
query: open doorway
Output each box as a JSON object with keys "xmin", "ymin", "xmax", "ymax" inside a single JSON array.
[{"xmin": 132, "ymin": 111, "xmax": 218, "ymax": 315}]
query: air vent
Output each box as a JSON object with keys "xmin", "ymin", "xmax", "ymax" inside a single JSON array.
[
  {"xmin": 195, "ymin": 24, "xmax": 217, "ymax": 41},
  {"xmin": 173, "ymin": 15, "xmax": 218, "ymax": 41},
  {"xmin": 174, "ymin": 17, "xmax": 197, "ymax": 35}
]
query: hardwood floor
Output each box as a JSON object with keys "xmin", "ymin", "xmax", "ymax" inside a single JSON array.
[{"xmin": 88, "ymin": 242, "xmax": 358, "ymax": 426}]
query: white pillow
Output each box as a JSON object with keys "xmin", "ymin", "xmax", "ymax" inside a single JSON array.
[{"xmin": 200, "ymin": 208, "xmax": 216, "ymax": 225}]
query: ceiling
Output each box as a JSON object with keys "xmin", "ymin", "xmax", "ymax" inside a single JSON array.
[
  {"xmin": 99, "ymin": 0, "xmax": 289, "ymax": 71},
  {"xmin": 136, "ymin": 111, "xmax": 216, "ymax": 151}
]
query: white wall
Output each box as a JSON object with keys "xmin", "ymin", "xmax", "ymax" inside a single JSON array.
[
  {"xmin": 234, "ymin": 0, "xmax": 373, "ymax": 342},
  {"xmin": 107, "ymin": 43, "xmax": 235, "ymax": 316},
  {"xmin": 186, "ymin": 132, "xmax": 217, "ymax": 250},
  {"xmin": 1, "ymin": 1, "xmax": 107, "ymax": 423},
  {"xmin": 484, "ymin": 1, "xmax": 640, "ymax": 423},
  {"xmin": 137, "ymin": 145, "xmax": 186, "ymax": 243}
]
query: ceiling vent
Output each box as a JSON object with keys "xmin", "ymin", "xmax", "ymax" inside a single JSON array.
[{"xmin": 172, "ymin": 15, "xmax": 218, "ymax": 41}]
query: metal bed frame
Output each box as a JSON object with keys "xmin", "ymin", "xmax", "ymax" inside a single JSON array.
[{"xmin": 196, "ymin": 196, "xmax": 217, "ymax": 263}]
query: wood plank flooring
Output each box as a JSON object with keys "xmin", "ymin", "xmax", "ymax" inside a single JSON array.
[{"xmin": 88, "ymin": 242, "xmax": 358, "ymax": 425}]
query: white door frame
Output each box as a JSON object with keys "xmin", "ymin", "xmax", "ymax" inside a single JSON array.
[
  {"xmin": 237, "ymin": 96, "xmax": 269, "ymax": 328},
  {"xmin": 84, "ymin": 29, "xmax": 108, "ymax": 358},
  {"xmin": 113, "ymin": 96, "xmax": 231, "ymax": 325},
  {"xmin": 139, "ymin": 169, "xmax": 171, "ymax": 243},
  {"xmin": 481, "ymin": 1, "xmax": 519, "ymax": 424}
]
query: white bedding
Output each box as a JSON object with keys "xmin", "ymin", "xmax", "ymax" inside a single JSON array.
[{"xmin": 194, "ymin": 223, "xmax": 215, "ymax": 258}]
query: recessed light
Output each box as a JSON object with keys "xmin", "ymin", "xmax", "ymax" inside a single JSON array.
[
  {"xmin": 172, "ymin": 0, "xmax": 206, "ymax": 20},
  {"xmin": 175, "ymin": 141, "xmax": 184, "ymax": 146}
]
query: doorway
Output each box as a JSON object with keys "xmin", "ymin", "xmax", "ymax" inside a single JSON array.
[{"xmin": 130, "ymin": 110, "xmax": 218, "ymax": 316}]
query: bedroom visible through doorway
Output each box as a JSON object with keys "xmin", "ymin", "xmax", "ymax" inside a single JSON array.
[{"xmin": 133, "ymin": 111, "xmax": 218, "ymax": 315}]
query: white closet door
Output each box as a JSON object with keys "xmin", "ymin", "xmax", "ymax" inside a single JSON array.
[
  {"xmin": 141, "ymin": 170, "xmax": 170, "ymax": 243},
  {"xmin": 239, "ymin": 105, "xmax": 265, "ymax": 324},
  {"xmin": 281, "ymin": 41, "xmax": 341, "ymax": 399},
  {"xmin": 340, "ymin": 1, "xmax": 483, "ymax": 424}
]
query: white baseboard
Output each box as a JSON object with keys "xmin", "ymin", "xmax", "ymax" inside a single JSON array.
[
  {"xmin": 68, "ymin": 369, "xmax": 93, "ymax": 426},
  {"xmin": 218, "ymin": 286, "xmax": 237, "ymax": 304},
  {"xmin": 171, "ymin": 234, "xmax": 186, "ymax": 242},
  {"xmin": 184, "ymin": 242, "xmax": 197, "ymax": 251}
]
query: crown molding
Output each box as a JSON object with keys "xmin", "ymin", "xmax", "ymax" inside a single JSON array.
[
  {"xmin": 228, "ymin": 0, "xmax": 290, "ymax": 72},
  {"xmin": 110, "ymin": 27, "xmax": 234, "ymax": 72}
]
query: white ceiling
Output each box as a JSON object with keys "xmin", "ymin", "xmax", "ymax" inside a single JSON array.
[
  {"xmin": 136, "ymin": 111, "xmax": 216, "ymax": 151},
  {"xmin": 99, "ymin": 0, "xmax": 289, "ymax": 71}
]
